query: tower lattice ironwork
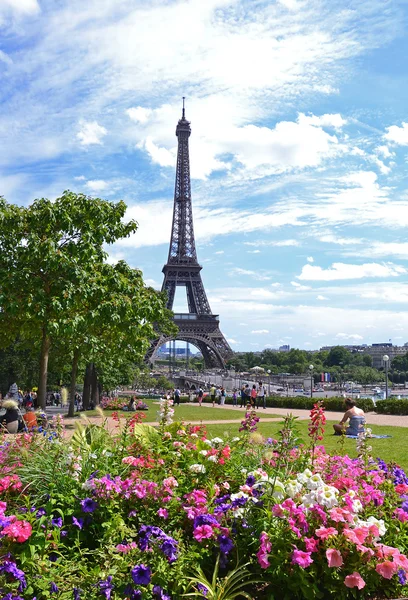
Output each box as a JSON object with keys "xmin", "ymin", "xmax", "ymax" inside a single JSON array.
[{"xmin": 146, "ymin": 100, "xmax": 233, "ymax": 368}]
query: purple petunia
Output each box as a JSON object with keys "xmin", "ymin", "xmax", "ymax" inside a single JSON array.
[
  {"xmin": 97, "ymin": 575, "xmax": 114, "ymax": 599},
  {"xmin": 137, "ymin": 525, "xmax": 179, "ymax": 563},
  {"xmin": 36, "ymin": 508, "xmax": 46, "ymax": 518},
  {"xmin": 50, "ymin": 582, "xmax": 59, "ymax": 593},
  {"xmin": 0, "ymin": 561, "xmax": 27, "ymax": 592},
  {"xmin": 218, "ymin": 534, "xmax": 234, "ymax": 555},
  {"xmin": 80, "ymin": 497, "xmax": 98, "ymax": 513},
  {"xmin": 153, "ymin": 585, "xmax": 172, "ymax": 600},
  {"xmin": 131, "ymin": 564, "xmax": 151, "ymax": 586},
  {"xmin": 52, "ymin": 516, "xmax": 63, "ymax": 528},
  {"xmin": 73, "ymin": 587, "xmax": 83, "ymax": 599},
  {"xmin": 123, "ymin": 585, "xmax": 142, "ymax": 599},
  {"xmin": 197, "ymin": 583, "xmax": 208, "ymax": 597},
  {"xmin": 399, "ymin": 569, "xmax": 407, "ymax": 585},
  {"xmin": 72, "ymin": 516, "xmax": 84, "ymax": 529}
]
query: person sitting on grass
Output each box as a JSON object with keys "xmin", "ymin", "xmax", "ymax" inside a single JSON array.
[
  {"xmin": 333, "ymin": 398, "xmax": 365, "ymax": 436},
  {"xmin": 1, "ymin": 399, "xmax": 20, "ymax": 434},
  {"xmin": 23, "ymin": 402, "xmax": 37, "ymax": 430}
]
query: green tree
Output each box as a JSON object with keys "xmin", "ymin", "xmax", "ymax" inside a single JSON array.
[
  {"xmin": 0, "ymin": 192, "xmax": 137, "ymax": 408},
  {"xmin": 392, "ymin": 353, "xmax": 408, "ymax": 371},
  {"xmin": 325, "ymin": 346, "xmax": 352, "ymax": 367}
]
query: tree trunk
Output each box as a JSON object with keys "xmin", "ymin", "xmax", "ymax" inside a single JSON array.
[
  {"xmin": 38, "ymin": 328, "xmax": 51, "ymax": 410},
  {"xmin": 90, "ymin": 364, "xmax": 100, "ymax": 406},
  {"xmin": 68, "ymin": 348, "xmax": 80, "ymax": 418},
  {"xmin": 82, "ymin": 363, "xmax": 92, "ymax": 410}
]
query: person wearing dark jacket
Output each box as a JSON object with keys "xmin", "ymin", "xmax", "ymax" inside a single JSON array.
[{"xmin": 1, "ymin": 400, "xmax": 20, "ymax": 433}]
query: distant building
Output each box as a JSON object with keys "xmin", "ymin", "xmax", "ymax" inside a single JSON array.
[
  {"xmin": 319, "ymin": 343, "xmax": 408, "ymax": 369},
  {"xmin": 278, "ymin": 345, "xmax": 290, "ymax": 352}
]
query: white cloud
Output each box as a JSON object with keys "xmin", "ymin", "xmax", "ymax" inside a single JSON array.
[
  {"xmin": 335, "ymin": 333, "xmax": 363, "ymax": 341},
  {"xmin": 126, "ymin": 106, "xmax": 153, "ymax": 124},
  {"xmin": 247, "ymin": 250, "xmax": 261, "ymax": 254},
  {"xmin": 74, "ymin": 175, "xmax": 86, "ymax": 181},
  {"xmin": 77, "ymin": 121, "xmax": 107, "ymax": 146},
  {"xmin": 348, "ymin": 242, "xmax": 408, "ymax": 260},
  {"xmin": 297, "ymin": 262, "xmax": 406, "ymax": 281},
  {"xmin": 298, "ymin": 112, "xmax": 346, "ymax": 129},
  {"xmin": 214, "ymin": 250, "xmax": 224, "ymax": 255},
  {"xmin": 317, "ymin": 233, "xmax": 363, "ymax": 245},
  {"xmin": 0, "ymin": 0, "xmax": 39, "ymax": 16},
  {"xmin": 245, "ymin": 239, "xmax": 300, "ymax": 247},
  {"xmin": 86, "ymin": 179, "xmax": 108, "ymax": 192},
  {"xmin": 227, "ymin": 338, "xmax": 239, "ymax": 345},
  {"xmin": 252, "ymin": 329, "xmax": 269, "ymax": 334},
  {"xmin": 375, "ymin": 145, "xmax": 393, "ymax": 158},
  {"xmin": 229, "ymin": 268, "xmax": 271, "ymax": 281},
  {"xmin": 307, "ymin": 256, "xmax": 314, "ymax": 262},
  {"xmin": 291, "ymin": 281, "xmax": 311, "ymax": 290},
  {"xmin": 317, "ymin": 295, "xmax": 327, "ymax": 300},
  {"xmin": 384, "ymin": 122, "xmax": 408, "ymax": 146}
]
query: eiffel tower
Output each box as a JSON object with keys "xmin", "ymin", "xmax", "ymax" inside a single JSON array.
[{"xmin": 146, "ymin": 100, "xmax": 233, "ymax": 368}]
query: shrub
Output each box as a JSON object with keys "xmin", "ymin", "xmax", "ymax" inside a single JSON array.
[{"xmin": 375, "ymin": 398, "xmax": 408, "ymax": 415}]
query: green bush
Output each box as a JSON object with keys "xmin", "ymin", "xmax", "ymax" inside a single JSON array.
[
  {"xmin": 220, "ymin": 394, "xmax": 375, "ymax": 412},
  {"xmin": 375, "ymin": 398, "xmax": 408, "ymax": 415}
]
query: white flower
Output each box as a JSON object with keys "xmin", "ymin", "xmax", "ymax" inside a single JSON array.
[
  {"xmin": 190, "ymin": 433, "xmax": 198, "ymax": 438},
  {"xmin": 300, "ymin": 491, "xmax": 317, "ymax": 508},
  {"xmin": 90, "ymin": 453, "xmax": 98, "ymax": 459},
  {"xmin": 285, "ymin": 479, "xmax": 303, "ymax": 498},
  {"xmin": 231, "ymin": 437, "xmax": 240, "ymax": 442},
  {"xmin": 352, "ymin": 499, "xmax": 363, "ymax": 513},
  {"xmin": 240, "ymin": 468, "xmax": 248, "ymax": 474},
  {"xmin": 189, "ymin": 464, "xmax": 206, "ymax": 474},
  {"xmin": 199, "ymin": 450, "xmax": 208, "ymax": 456},
  {"xmin": 203, "ymin": 439, "xmax": 213, "ymax": 446},
  {"xmin": 82, "ymin": 480, "xmax": 94, "ymax": 491},
  {"xmin": 306, "ymin": 474, "xmax": 324, "ymax": 490},
  {"xmin": 210, "ymin": 437, "xmax": 224, "ymax": 446},
  {"xmin": 366, "ymin": 516, "xmax": 387, "ymax": 537},
  {"xmin": 297, "ymin": 469, "xmax": 313, "ymax": 484},
  {"xmin": 316, "ymin": 489, "xmax": 338, "ymax": 509},
  {"xmin": 272, "ymin": 480, "xmax": 285, "ymax": 501},
  {"xmin": 207, "ymin": 455, "xmax": 218, "ymax": 463}
]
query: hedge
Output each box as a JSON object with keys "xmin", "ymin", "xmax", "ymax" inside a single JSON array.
[{"xmin": 374, "ymin": 398, "xmax": 408, "ymax": 415}]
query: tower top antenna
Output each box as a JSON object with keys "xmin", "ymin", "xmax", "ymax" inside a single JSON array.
[{"xmin": 182, "ymin": 96, "xmax": 185, "ymax": 119}]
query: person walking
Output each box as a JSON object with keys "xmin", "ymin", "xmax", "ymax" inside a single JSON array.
[
  {"xmin": 232, "ymin": 389, "xmax": 237, "ymax": 406},
  {"xmin": 197, "ymin": 387, "xmax": 204, "ymax": 406},
  {"xmin": 174, "ymin": 387, "xmax": 181, "ymax": 406},
  {"xmin": 210, "ymin": 384, "xmax": 216, "ymax": 407},
  {"xmin": 239, "ymin": 385, "xmax": 246, "ymax": 408},
  {"xmin": 215, "ymin": 387, "xmax": 221, "ymax": 407},
  {"xmin": 257, "ymin": 382, "xmax": 266, "ymax": 409},
  {"xmin": 220, "ymin": 387, "xmax": 226, "ymax": 405},
  {"xmin": 250, "ymin": 384, "xmax": 257, "ymax": 408}
]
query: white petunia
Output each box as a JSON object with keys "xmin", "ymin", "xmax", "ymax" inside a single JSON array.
[{"xmin": 189, "ymin": 464, "xmax": 206, "ymax": 474}]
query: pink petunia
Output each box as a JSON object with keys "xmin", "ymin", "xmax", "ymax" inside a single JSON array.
[
  {"xmin": 157, "ymin": 508, "xmax": 168, "ymax": 519},
  {"xmin": 344, "ymin": 572, "xmax": 366, "ymax": 589},
  {"xmin": 304, "ymin": 537, "xmax": 319, "ymax": 553},
  {"xmin": 326, "ymin": 548, "xmax": 343, "ymax": 567},
  {"xmin": 0, "ymin": 501, "xmax": 6, "ymax": 515},
  {"xmin": 2, "ymin": 520, "xmax": 32, "ymax": 543},
  {"xmin": 193, "ymin": 525, "xmax": 214, "ymax": 542},
  {"xmin": 375, "ymin": 561, "xmax": 398, "ymax": 579},
  {"xmin": 315, "ymin": 527, "xmax": 338, "ymax": 540},
  {"xmin": 291, "ymin": 548, "xmax": 313, "ymax": 569}
]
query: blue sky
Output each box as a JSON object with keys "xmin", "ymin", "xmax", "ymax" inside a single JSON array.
[{"xmin": 2, "ymin": 0, "xmax": 408, "ymax": 352}]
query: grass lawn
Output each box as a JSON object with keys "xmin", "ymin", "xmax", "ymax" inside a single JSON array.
[
  {"xmin": 83, "ymin": 401, "xmax": 276, "ymax": 423},
  {"xmin": 203, "ymin": 420, "xmax": 408, "ymax": 471}
]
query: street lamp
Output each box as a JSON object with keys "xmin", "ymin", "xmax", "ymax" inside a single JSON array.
[
  {"xmin": 267, "ymin": 369, "xmax": 271, "ymax": 397},
  {"xmin": 383, "ymin": 355, "xmax": 390, "ymax": 400},
  {"xmin": 309, "ymin": 364, "xmax": 314, "ymax": 398}
]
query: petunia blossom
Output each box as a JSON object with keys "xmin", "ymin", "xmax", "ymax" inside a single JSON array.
[
  {"xmin": 344, "ymin": 572, "xmax": 366, "ymax": 589},
  {"xmin": 375, "ymin": 561, "xmax": 398, "ymax": 579},
  {"xmin": 292, "ymin": 548, "xmax": 313, "ymax": 569},
  {"xmin": 326, "ymin": 548, "xmax": 343, "ymax": 568}
]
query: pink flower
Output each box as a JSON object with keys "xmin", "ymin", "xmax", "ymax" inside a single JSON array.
[
  {"xmin": 304, "ymin": 537, "xmax": 319, "ymax": 553},
  {"xmin": 315, "ymin": 527, "xmax": 338, "ymax": 540},
  {"xmin": 291, "ymin": 548, "xmax": 313, "ymax": 569},
  {"xmin": 375, "ymin": 561, "xmax": 398, "ymax": 579},
  {"xmin": 394, "ymin": 508, "xmax": 408, "ymax": 523},
  {"xmin": 157, "ymin": 508, "xmax": 168, "ymax": 519},
  {"xmin": 257, "ymin": 532, "xmax": 272, "ymax": 569},
  {"xmin": 344, "ymin": 572, "xmax": 366, "ymax": 589},
  {"xmin": 193, "ymin": 525, "xmax": 214, "ymax": 542},
  {"xmin": 0, "ymin": 501, "xmax": 6, "ymax": 515},
  {"xmin": 326, "ymin": 548, "xmax": 343, "ymax": 567},
  {"xmin": 2, "ymin": 520, "xmax": 32, "ymax": 543}
]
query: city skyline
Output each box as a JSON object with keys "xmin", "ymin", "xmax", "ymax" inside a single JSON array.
[{"xmin": 1, "ymin": 1, "xmax": 408, "ymax": 351}]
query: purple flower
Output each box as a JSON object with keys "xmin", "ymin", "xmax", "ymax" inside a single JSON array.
[
  {"xmin": 80, "ymin": 497, "xmax": 98, "ymax": 513},
  {"xmin": 153, "ymin": 585, "xmax": 172, "ymax": 600},
  {"xmin": 36, "ymin": 508, "xmax": 46, "ymax": 518},
  {"xmin": 245, "ymin": 475, "xmax": 256, "ymax": 487},
  {"xmin": 399, "ymin": 569, "xmax": 407, "ymax": 585},
  {"xmin": 73, "ymin": 588, "xmax": 82, "ymax": 599},
  {"xmin": 193, "ymin": 514, "xmax": 219, "ymax": 528},
  {"xmin": 131, "ymin": 564, "xmax": 151, "ymax": 586},
  {"xmin": 197, "ymin": 583, "xmax": 208, "ymax": 597},
  {"xmin": 97, "ymin": 575, "xmax": 114, "ymax": 599},
  {"xmin": 50, "ymin": 582, "xmax": 59, "ymax": 593},
  {"xmin": 0, "ymin": 561, "xmax": 27, "ymax": 592},
  {"xmin": 72, "ymin": 516, "xmax": 84, "ymax": 529},
  {"xmin": 218, "ymin": 534, "xmax": 234, "ymax": 555},
  {"xmin": 52, "ymin": 516, "xmax": 63, "ymax": 528},
  {"xmin": 123, "ymin": 586, "xmax": 142, "ymax": 599}
]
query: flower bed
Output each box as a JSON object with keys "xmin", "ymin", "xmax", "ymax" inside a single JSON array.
[
  {"xmin": 100, "ymin": 397, "xmax": 149, "ymax": 411},
  {"xmin": 0, "ymin": 402, "xmax": 408, "ymax": 598}
]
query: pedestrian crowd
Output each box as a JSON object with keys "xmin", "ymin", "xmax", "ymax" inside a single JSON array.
[{"xmin": 166, "ymin": 381, "xmax": 268, "ymax": 409}]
